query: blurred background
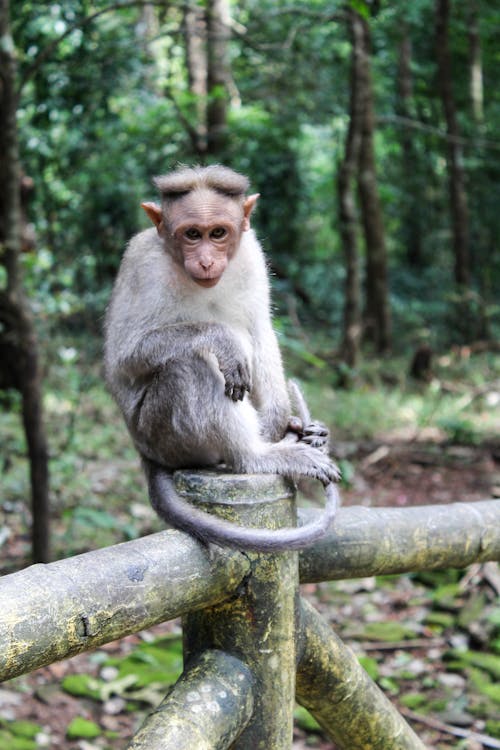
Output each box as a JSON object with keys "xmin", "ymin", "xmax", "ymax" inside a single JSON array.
[
  {"xmin": 1, "ymin": 0, "xmax": 499, "ymax": 562},
  {"xmin": 0, "ymin": 2, "xmax": 499, "ymax": 745}
]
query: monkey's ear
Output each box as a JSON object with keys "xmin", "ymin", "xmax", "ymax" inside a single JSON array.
[
  {"xmin": 141, "ymin": 202, "xmax": 163, "ymax": 231},
  {"xmin": 242, "ymin": 193, "xmax": 259, "ymax": 231}
]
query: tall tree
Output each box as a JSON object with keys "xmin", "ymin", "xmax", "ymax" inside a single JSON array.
[
  {"xmin": 467, "ymin": 0, "xmax": 484, "ymax": 126},
  {"xmin": 184, "ymin": 2, "xmax": 208, "ymax": 156},
  {"xmin": 0, "ymin": 0, "xmax": 50, "ymax": 562},
  {"xmin": 206, "ymin": 0, "xmax": 233, "ymax": 156},
  {"xmin": 181, "ymin": 0, "xmax": 234, "ymax": 159},
  {"xmin": 357, "ymin": 12, "xmax": 392, "ymax": 354},
  {"xmin": 396, "ymin": 24, "xmax": 423, "ymax": 267},
  {"xmin": 435, "ymin": 0, "xmax": 471, "ymax": 288},
  {"xmin": 338, "ymin": 8, "xmax": 364, "ymax": 367}
]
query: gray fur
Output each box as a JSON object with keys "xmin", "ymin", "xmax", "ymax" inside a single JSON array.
[{"xmin": 104, "ymin": 167, "xmax": 339, "ymax": 550}]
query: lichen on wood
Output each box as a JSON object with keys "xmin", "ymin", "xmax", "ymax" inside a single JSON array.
[
  {"xmin": 127, "ymin": 650, "xmax": 254, "ymax": 750},
  {"xmin": 299, "ymin": 500, "xmax": 500, "ymax": 582},
  {"xmin": 180, "ymin": 470, "xmax": 299, "ymax": 749},
  {"xmin": 296, "ymin": 598, "xmax": 427, "ymax": 750},
  {"xmin": 0, "ymin": 529, "xmax": 249, "ymax": 682}
]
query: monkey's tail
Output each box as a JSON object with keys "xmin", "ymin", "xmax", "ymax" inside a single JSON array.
[
  {"xmin": 287, "ymin": 378, "xmax": 312, "ymax": 426},
  {"xmin": 145, "ymin": 459, "xmax": 339, "ymax": 553}
]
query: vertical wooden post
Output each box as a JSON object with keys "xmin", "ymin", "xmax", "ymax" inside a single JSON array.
[{"xmin": 176, "ymin": 470, "xmax": 299, "ymax": 750}]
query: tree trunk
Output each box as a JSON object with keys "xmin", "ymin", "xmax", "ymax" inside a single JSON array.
[
  {"xmin": 397, "ymin": 27, "xmax": 423, "ymax": 267},
  {"xmin": 0, "ymin": 0, "xmax": 50, "ymax": 562},
  {"xmin": 435, "ymin": 0, "xmax": 471, "ymax": 288},
  {"xmin": 183, "ymin": 3, "xmax": 208, "ymax": 156},
  {"xmin": 357, "ymin": 15, "xmax": 391, "ymax": 354},
  {"xmin": 467, "ymin": 0, "xmax": 483, "ymax": 126},
  {"xmin": 338, "ymin": 9, "xmax": 364, "ymax": 368},
  {"xmin": 206, "ymin": 0, "xmax": 231, "ymax": 156}
]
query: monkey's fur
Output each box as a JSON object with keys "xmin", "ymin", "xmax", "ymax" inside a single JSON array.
[{"xmin": 104, "ymin": 165, "xmax": 339, "ymax": 550}]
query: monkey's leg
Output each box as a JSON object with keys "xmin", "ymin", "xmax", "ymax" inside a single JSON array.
[
  {"xmin": 138, "ymin": 367, "xmax": 339, "ymax": 551},
  {"xmin": 208, "ymin": 396, "xmax": 340, "ymax": 486}
]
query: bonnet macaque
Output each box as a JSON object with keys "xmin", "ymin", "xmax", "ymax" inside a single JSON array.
[{"xmin": 104, "ymin": 165, "xmax": 339, "ymax": 550}]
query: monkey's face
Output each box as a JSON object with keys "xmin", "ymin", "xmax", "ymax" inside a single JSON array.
[{"xmin": 168, "ymin": 190, "xmax": 246, "ymax": 287}]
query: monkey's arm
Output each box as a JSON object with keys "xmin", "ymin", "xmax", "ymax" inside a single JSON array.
[{"xmin": 111, "ymin": 322, "xmax": 252, "ymax": 402}]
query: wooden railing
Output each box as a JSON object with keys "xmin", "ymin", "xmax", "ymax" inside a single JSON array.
[{"xmin": 1, "ymin": 471, "xmax": 499, "ymax": 749}]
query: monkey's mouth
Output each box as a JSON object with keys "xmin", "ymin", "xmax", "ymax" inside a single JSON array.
[{"xmin": 194, "ymin": 277, "xmax": 221, "ymax": 288}]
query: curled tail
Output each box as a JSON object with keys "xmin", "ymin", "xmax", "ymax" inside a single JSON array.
[{"xmin": 145, "ymin": 381, "xmax": 339, "ymax": 552}]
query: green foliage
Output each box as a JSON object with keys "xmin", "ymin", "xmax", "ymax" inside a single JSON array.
[
  {"xmin": 437, "ymin": 416, "xmax": 479, "ymax": 446},
  {"xmin": 294, "ymin": 705, "xmax": 322, "ymax": 733},
  {"xmin": 358, "ymin": 655, "xmax": 380, "ymax": 681},
  {"xmin": 0, "ymin": 732, "xmax": 37, "ymax": 750},
  {"xmin": 400, "ymin": 693, "xmax": 427, "ymax": 710},
  {"xmin": 103, "ymin": 635, "xmax": 183, "ymax": 689},
  {"xmin": 66, "ymin": 717, "xmax": 101, "ymax": 740},
  {"xmin": 62, "ymin": 673, "xmax": 102, "ymax": 701},
  {"xmin": 358, "ymin": 621, "xmax": 418, "ymax": 642},
  {"xmin": 446, "ymin": 650, "xmax": 500, "ymax": 682},
  {"xmin": 61, "ymin": 636, "xmax": 183, "ymax": 712},
  {"xmin": 6, "ymin": 0, "xmax": 500, "ymax": 345},
  {"xmin": 0, "ymin": 720, "xmax": 42, "ymax": 750}
]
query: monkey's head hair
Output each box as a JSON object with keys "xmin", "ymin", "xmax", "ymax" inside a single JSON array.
[{"xmin": 153, "ymin": 165, "xmax": 250, "ymax": 203}]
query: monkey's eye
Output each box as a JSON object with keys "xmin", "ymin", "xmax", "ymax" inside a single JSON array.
[
  {"xmin": 210, "ymin": 227, "xmax": 227, "ymax": 240},
  {"xmin": 184, "ymin": 228, "xmax": 202, "ymax": 241}
]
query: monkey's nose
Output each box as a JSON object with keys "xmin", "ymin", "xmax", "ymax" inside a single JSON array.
[{"xmin": 200, "ymin": 259, "xmax": 214, "ymax": 270}]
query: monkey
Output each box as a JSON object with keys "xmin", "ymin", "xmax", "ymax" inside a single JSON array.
[{"xmin": 104, "ymin": 165, "xmax": 340, "ymax": 551}]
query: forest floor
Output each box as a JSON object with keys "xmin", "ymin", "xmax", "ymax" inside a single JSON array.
[{"xmin": 1, "ymin": 347, "xmax": 499, "ymax": 749}]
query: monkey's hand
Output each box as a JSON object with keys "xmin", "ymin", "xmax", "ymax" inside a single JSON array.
[
  {"xmin": 215, "ymin": 344, "xmax": 252, "ymax": 402},
  {"xmin": 302, "ymin": 421, "xmax": 330, "ymax": 451},
  {"xmin": 287, "ymin": 417, "xmax": 330, "ymax": 453}
]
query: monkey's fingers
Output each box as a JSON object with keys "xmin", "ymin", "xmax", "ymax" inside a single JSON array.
[
  {"xmin": 302, "ymin": 436, "xmax": 329, "ymax": 450},
  {"xmin": 224, "ymin": 378, "xmax": 249, "ymax": 401},
  {"xmin": 223, "ymin": 362, "xmax": 252, "ymax": 401},
  {"xmin": 302, "ymin": 421, "xmax": 328, "ymax": 437},
  {"xmin": 298, "ymin": 421, "xmax": 329, "ymax": 452}
]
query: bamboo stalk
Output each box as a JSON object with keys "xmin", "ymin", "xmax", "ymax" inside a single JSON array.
[
  {"xmin": 299, "ymin": 500, "xmax": 500, "ymax": 582},
  {"xmin": 180, "ymin": 470, "xmax": 299, "ymax": 749},
  {"xmin": 127, "ymin": 650, "xmax": 254, "ymax": 750},
  {"xmin": 297, "ymin": 598, "xmax": 427, "ymax": 749},
  {"xmin": 0, "ymin": 529, "xmax": 249, "ymax": 682},
  {"xmin": 2, "ymin": 494, "xmax": 499, "ymax": 684}
]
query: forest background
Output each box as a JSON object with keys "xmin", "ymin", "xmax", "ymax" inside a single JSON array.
[{"xmin": 1, "ymin": 0, "xmax": 500, "ymax": 748}]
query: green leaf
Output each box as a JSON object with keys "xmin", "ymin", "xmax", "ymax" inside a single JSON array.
[
  {"xmin": 424, "ymin": 612, "xmax": 455, "ymax": 629},
  {"xmin": 358, "ymin": 655, "xmax": 380, "ymax": 681},
  {"xmin": 61, "ymin": 673, "xmax": 102, "ymax": 700},
  {"xmin": 361, "ymin": 621, "xmax": 417, "ymax": 642},
  {"xmin": 447, "ymin": 650, "xmax": 500, "ymax": 680},
  {"xmin": 349, "ymin": 0, "xmax": 370, "ymax": 19},
  {"xmin": 400, "ymin": 693, "xmax": 427, "ymax": 710},
  {"xmin": 105, "ymin": 637, "xmax": 183, "ymax": 689},
  {"xmin": 8, "ymin": 721, "xmax": 41, "ymax": 739},
  {"xmin": 431, "ymin": 583, "xmax": 462, "ymax": 609},
  {"xmin": 0, "ymin": 730, "xmax": 36, "ymax": 750},
  {"xmin": 294, "ymin": 705, "xmax": 322, "ymax": 733},
  {"xmin": 66, "ymin": 717, "xmax": 101, "ymax": 740},
  {"xmin": 477, "ymin": 683, "xmax": 500, "ymax": 704}
]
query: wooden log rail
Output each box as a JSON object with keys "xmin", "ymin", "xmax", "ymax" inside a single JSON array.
[{"xmin": 0, "ymin": 471, "xmax": 499, "ymax": 749}]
